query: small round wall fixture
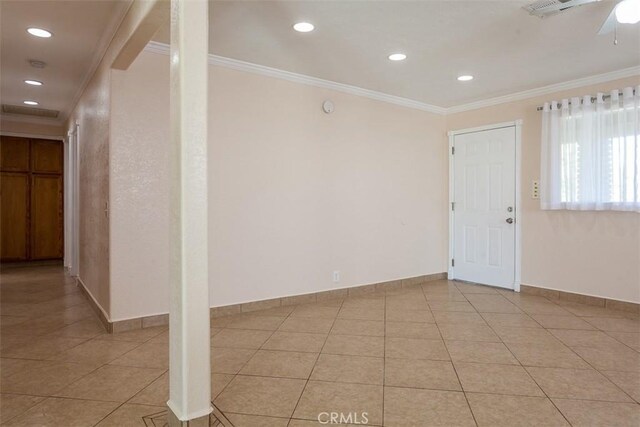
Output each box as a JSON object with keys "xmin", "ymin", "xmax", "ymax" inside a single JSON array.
[
  {"xmin": 322, "ymin": 100, "xmax": 334, "ymax": 114},
  {"xmin": 23, "ymin": 100, "xmax": 39, "ymax": 106}
]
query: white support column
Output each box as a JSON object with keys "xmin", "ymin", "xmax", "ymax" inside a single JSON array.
[{"xmin": 167, "ymin": 0, "xmax": 211, "ymax": 425}]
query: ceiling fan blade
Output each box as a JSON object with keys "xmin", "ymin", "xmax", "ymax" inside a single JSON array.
[{"xmin": 598, "ymin": 0, "xmax": 625, "ymax": 34}]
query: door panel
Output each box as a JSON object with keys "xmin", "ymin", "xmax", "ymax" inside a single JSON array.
[
  {"xmin": 31, "ymin": 139, "xmax": 63, "ymax": 173},
  {"xmin": 1, "ymin": 173, "xmax": 29, "ymax": 260},
  {"xmin": 453, "ymin": 127, "xmax": 516, "ymax": 289},
  {"xmin": 1, "ymin": 136, "xmax": 30, "ymax": 172},
  {"xmin": 30, "ymin": 175, "xmax": 63, "ymax": 260}
]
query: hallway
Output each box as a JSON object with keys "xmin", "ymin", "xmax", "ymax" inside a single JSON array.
[{"xmin": 1, "ymin": 266, "xmax": 639, "ymax": 426}]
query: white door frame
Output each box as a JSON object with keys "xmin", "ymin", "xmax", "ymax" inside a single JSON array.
[{"xmin": 447, "ymin": 120, "xmax": 522, "ymax": 292}]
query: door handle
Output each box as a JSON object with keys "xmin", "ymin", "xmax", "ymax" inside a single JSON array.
[{"xmin": 506, "ymin": 218, "xmax": 514, "ymax": 224}]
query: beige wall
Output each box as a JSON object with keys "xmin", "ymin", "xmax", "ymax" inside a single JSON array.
[
  {"xmin": 0, "ymin": 119, "xmax": 64, "ymax": 138},
  {"xmin": 446, "ymin": 75, "xmax": 640, "ymax": 304},
  {"xmin": 109, "ymin": 51, "xmax": 448, "ymax": 321}
]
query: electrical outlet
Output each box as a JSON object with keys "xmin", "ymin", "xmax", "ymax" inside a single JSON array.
[
  {"xmin": 333, "ymin": 271, "xmax": 340, "ymax": 283},
  {"xmin": 532, "ymin": 180, "xmax": 540, "ymax": 199}
]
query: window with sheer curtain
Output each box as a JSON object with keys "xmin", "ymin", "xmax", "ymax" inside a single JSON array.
[{"xmin": 540, "ymin": 86, "xmax": 639, "ymax": 212}]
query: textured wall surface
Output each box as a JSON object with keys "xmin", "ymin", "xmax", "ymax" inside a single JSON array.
[
  {"xmin": 447, "ymin": 75, "xmax": 640, "ymax": 304},
  {"xmin": 109, "ymin": 50, "xmax": 448, "ymax": 320}
]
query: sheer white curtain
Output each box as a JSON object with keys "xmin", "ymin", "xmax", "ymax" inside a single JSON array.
[{"xmin": 540, "ymin": 86, "xmax": 640, "ymax": 212}]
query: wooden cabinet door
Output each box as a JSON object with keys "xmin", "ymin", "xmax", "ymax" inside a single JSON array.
[
  {"xmin": 30, "ymin": 175, "xmax": 63, "ymax": 260},
  {"xmin": 31, "ymin": 139, "xmax": 63, "ymax": 174},
  {"xmin": 1, "ymin": 136, "xmax": 30, "ymax": 172},
  {"xmin": 1, "ymin": 173, "xmax": 30, "ymax": 261}
]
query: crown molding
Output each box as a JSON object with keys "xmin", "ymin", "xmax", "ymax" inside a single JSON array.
[
  {"xmin": 445, "ymin": 66, "xmax": 640, "ymax": 114},
  {"xmin": 144, "ymin": 42, "xmax": 447, "ymax": 115},
  {"xmin": 0, "ymin": 113, "xmax": 65, "ymax": 127},
  {"xmin": 144, "ymin": 41, "xmax": 640, "ymax": 116}
]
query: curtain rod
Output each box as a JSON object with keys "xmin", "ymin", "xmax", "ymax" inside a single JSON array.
[{"xmin": 536, "ymin": 89, "xmax": 637, "ymax": 111}]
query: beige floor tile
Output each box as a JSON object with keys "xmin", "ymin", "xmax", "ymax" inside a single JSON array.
[
  {"xmin": 455, "ymin": 362, "xmax": 544, "ymax": 396},
  {"xmin": 530, "ymin": 314, "xmax": 596, "ymax": 330},
  {"xmin": 438, "ymin": 323, "xmax": 500, "ymax": 342},
  {"xmin": 385, "ymin": 309, "xmax": 435, "ymax": 323},
  {"xmin": 385, "ymin": 321, "xmax": 441, "ymax": 339},
  {"xmin": 480, "ymin": 312, "xmax": 541, "ymax": 329},
  {"xmin": 0, "ymin": 335, "xmax": 35, "ymax": 353},
  {"xmin": 49, "ymin": 318, "xmax": 108, "ymax": 339},
  {"xmin": 311, "ymin": 354, "xmax": 383, "ymax": 385},
  {"xmin": 322, "ymin": 335, "xmax": 384, "ymax": 357},
  {"xmin": 385, "ymin": 358, "xmax": 460, "ymax": 391},
  {"xmin": 1, "ymin": 360, "xmax": 97, "ymax": 396},
  {"xmin": 549, "ymin": 329, "xmax": 622, "ymax": 347},
  {"xmin": 526, "ymin": 367, "xmax": 633, "ymax": 402},
  {"xmin": 248, "ymin": 305, "xmax": 296, "ymax": 317},
  {"xmin": 211, "ymin": 347, "xmax": 256, "ymax": 374},
  {"xmin": 424, "ymin": 292, "xmax": 468, "ymax": 303},
  {"xmin": 383, "ymin": 387, "xmax": 475, "ymax": 426},
  {"xmin": 445, "ymin": 340, "xmax": 518, "ymax": 365},
  {"xmin": 562, "ymin": 304, "xmax": 633, "ymax": 318},
  {"xmin": 386, "ymin": 300, "xmax": 430, "ymax": 312},
  {"xmin": 290, "ymin": 304, "xmax": 340, "ymax": 319},
  {"xmin": 337, "ymin": 307, "xmax": 385, "ymax": 321},
  {"xmin": 584, "ymin": 317, "xmax": 640, "ymax": 333},
  {"xmin": 94, "ymin": 326, "xmax": 167, "ymax": 343},
  {"xmin": 428, "ymin": 301, "xmax": 476, "ymax": 312},
  {"xmin": 517, "ymin": 302, "xmax": 572, "ymax": 316},
  {"xmin": 433, "ymin": 311, "xmax": 486, "ymax": 325},
  {"xmin": 0, "ymin": 358, "xmax": 46, "ymax": 380},
  {"xmin": 293, "ymin": 381, "xmax": 383, "ymax": 425},
  {"xmin": 602, "ymin": 371, "xmax": 640, "ymax": 403},
  {"xmin": 607, "ymin": 331, "xmax": 640, "ymax": 351},
  {"xmin": 552, "ymin": 398, "xmax": 640, "ymax": 427},
  {"xmin": 226, "ymin": 413, "xmax": 289, "ymax": 426},
  {"xmin": 50, "ymin": 339, "xmax": 140, "ymax": 365},
  {"xmin": 0, "ymin": 394, "xmax": 45, "ymax": 424},
  {"xmin": 95, "ymin": 403, "xmax": 165, "ymax": 426},
  {"xmin": 211, "ymin": 328, "xmax": 273, "ymax": 349},
  {"xmin": 3, "ymin": 397, "xmax": 119, "ymax": 427},
  {"xmin": 212, "ymin": 373, "xmax": 235, "ymax": 398},
  {"xmin": 279, "ymin": 317, "xmax": 335, "ymax": 334},
  {"xmin": 215, "ymin": 375, "xmax": 306, "ymax": 418},
  {"xmin": 505, "ymin": 341, "xmax": 590, "ymax": 368},
  {"xmin": 492, "ymin": 326, "xmax": 560, "ymax": 344},
  {"xmin": 109, "ymin": 341, "xmax": 168, "ymax": 369},
  {"xmin": 466, "ymin": 393, "xmax": 569, "ymax": 427},
  {"xmin": 330, "ymin": 319, "xmax": 384, "ymax": 337},
  {"xmin": 455, "ymin": 283, "xmax": 499, "ymax": 294},
  {"xmin": 129, "ymin": 372, "xmax": 168, "ymax": 406},
  {"xmin": 240, "ymin": 349, "xmax": 318, "ymax": 379},
  {"xmin": 385, "ymin": 337, "xmax": 449, "ymax": 360},
  {"xmin": 3, "ymin": 335, "xmax": 89, "ymax": 361},
  {"xmin": 571, "ymin": 343, "xmax": 640, "ymax": 372},
  {"xmin": 262, "ymin": 331, "xmax": 327, "ymax": 353},
  {"xmin": 225, "ymin": 315, "xmax": 285, "ymax": 331},
  {"xmin": 56, "ymin": 364, "xmax": 164, "ymax": 402}
]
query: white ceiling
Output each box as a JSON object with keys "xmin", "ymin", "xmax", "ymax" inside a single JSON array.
[
  {"xmin": 1, "ymin": 0, "xmax": 638, "ymax": 126},
  {"xmin": 155, "ymin": 0, "xmax": 640, "ymax": 108},
  {"xmin": 0, "ymin": 0, "xmax": 130, "ymax": 124}
]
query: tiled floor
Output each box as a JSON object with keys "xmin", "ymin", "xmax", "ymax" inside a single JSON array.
[{"xmin": 1, "ymin": 265, "xmax": 639, "ymax": 426}]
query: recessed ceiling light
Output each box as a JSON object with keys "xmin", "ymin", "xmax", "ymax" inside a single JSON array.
[
  {"xmin": 23, "ymin": 100, "xmax": 39, "ymax": 106},
  {"xmin": 457, "ymin": 75, "xmax": 474, "ymax": 81},
  {"xmin": 24, "ymin": 79, "xmax": 43, "ymax": 86},
  {"xmin": 27, "ymin": 27, "xmax": 52, "ymax": 38},
  {"xmin": 293, "ymin": 22, "xmax": 314, "ymax": 32},
  {"xmin": 388, "ymin": 53, "xmax": 407, "ymax": 61}
]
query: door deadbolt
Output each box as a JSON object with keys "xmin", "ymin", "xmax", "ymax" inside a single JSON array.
[
  {"xmin": 506, "ymin": 218, "xmax": 514, "ymax": 224},
  {"xmin": 507, "ymin": 207, "xmax": 513, "ymax": 212}
]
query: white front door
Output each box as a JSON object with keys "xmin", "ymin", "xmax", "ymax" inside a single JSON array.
[{"xmin": 452, "ymin": 126, "xmax": 516, "ymax": 289}]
